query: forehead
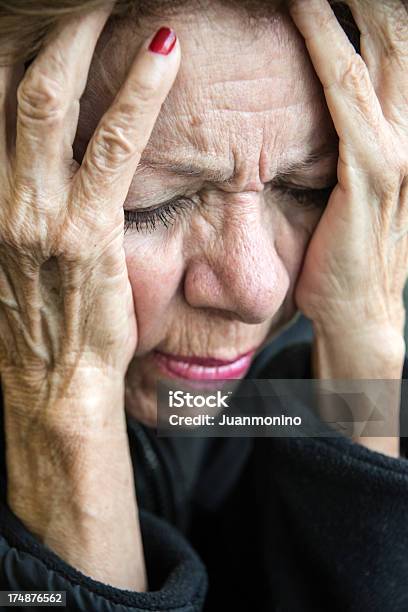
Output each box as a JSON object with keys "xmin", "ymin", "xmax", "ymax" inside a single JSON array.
[{"xmin": 83, "ymin": 4, "xmax": 336, "ymax": 180}]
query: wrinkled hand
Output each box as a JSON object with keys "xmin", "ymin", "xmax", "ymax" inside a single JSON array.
[
  {"xmin": 0, "ymin": 13, "xmax": 180, "ymax": 589},
  {"xmin": 290, "ymin": 0, "xmax": 408, "ymax": 339},
  {"xmin": 0, "ymin": 12, "xmax": 180, "ymax": 398}
]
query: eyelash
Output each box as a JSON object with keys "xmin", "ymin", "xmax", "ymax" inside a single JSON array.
[
  {"xmin": 277, "ymin": 185, "xmax": 335, "ymax": 209},
  {"xmin": 124, "ymin": 197, "xmax": 195, "ymax": 233},
  {"xmin": 124, "ymin": 186, "xmax": 335, "ymax": 233}
]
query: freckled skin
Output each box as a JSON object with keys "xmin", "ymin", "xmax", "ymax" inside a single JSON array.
[{"xmin": 75, "ymin": 4, "xmax": 338, "ymax": 425}]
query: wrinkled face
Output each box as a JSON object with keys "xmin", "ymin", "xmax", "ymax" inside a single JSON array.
[{"xmin": 76, "ymin": 3, "xmax": 338, "ymax": 424}]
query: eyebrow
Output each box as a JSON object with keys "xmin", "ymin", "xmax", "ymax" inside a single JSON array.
[
  {"xmin": 139, "ymin": 143, "xmax": 338, "ymax": 183},
  {"xmin": 139, "ymin": 157, "xmax": 231, "ymax": 182},
  {"xmin": 278, "ymin": 143, "xmax": 338, "ymax": 178}
]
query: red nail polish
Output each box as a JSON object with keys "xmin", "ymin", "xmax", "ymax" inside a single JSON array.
[{"xmin": 149, "ymin": 27, "xmax": 177, "ymax": 55}]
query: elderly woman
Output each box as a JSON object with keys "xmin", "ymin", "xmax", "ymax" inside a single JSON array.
[{"xmin": 0, "ymin": 0, "xmax": 407, "ymax": 609}]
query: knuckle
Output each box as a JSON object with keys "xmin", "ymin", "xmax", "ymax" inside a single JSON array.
[
  {"xmin": 0, "ymin": 219, "xmax": 42, "ymax": 259},
  {"xmin": 371, "ymin": 163, "xmax": 402, "ymax": 201},
  {"xmin": 0, "ymin": 189, "xmax": 56, "ymax": 258},
  {"xmin": 340, "ymin": 55, "xmax": 377, "ymax": 120},
  {"xmin": 17, "ymin": 69, "xmax": 65, "ymax": 124},
  {"xmin": 381, "ymin": 172, "xmax": 402, "ymax": 197},
  {"xmin": 129, "ymin": 68, "xmax": 164, "ymax": 107},
  {"xmin": 89, "ymin": 120, "xmax": 139, "ymax": 171},
  {"xmin": 340, "ymin": 54, "xmax": 370, "ymax": 92}
]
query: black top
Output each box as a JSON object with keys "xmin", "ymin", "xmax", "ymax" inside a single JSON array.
[{"xmin": 1, "ymin": 343, "xmax": 408, "ymax": 611}]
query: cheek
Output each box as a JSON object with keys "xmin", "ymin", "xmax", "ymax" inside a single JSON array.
[
  {"xmin": 124, "ymin": 233, "xmax": 184, "ymax": 351},
  {"xmin": 123, "ymin": 205, "xmax": 321, "ymax": 351}
]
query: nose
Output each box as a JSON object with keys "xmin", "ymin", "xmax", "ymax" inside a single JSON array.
[{"xmin": 183, "ymin": 194, "xmax": 289, "ymax": 324}]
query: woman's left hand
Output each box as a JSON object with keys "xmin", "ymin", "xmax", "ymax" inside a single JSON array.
[
  {"xmin": 289, "ymin": 0, "xmax": 408, "ymax": 456},
  {"xmin": 289, "ymin": 0, "xmax": 407, "ymax": 347}
]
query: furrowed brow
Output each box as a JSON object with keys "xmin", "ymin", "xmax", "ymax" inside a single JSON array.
[
  {"xmin": 139, "ymin": 143, "xmax": 338, "ymax": 184},
  {"xmin": 139, "ymin": 157, "xmax": 233, "ymax": 182},
  {"xmin": 277, "ymin": 144, "xmax": 339, "ymax": 178}
]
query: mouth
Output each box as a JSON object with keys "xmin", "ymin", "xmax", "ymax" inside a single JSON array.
[{"xmin": 153, "ymin": 349, "xmax": 256, "ymax": 382}]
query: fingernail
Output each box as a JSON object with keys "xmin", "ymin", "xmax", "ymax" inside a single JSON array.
[{"xmin": 149, "ymin": 27, "xmax": 177, "ymax": 55}]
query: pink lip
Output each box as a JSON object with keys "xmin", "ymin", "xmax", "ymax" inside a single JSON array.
[{"xmin": 153, "ymin": 349, "xmax": 256, "ymax": 381}]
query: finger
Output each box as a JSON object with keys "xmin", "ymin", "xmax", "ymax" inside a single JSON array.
[
  {"xmin": 289, "ymin": 0, "xmax": 385, "ymax": 157},
  {"xmin": 0, "ymin": 66, "xmax": 10, "ymax": 173},
  {"xmin": 75, "ymin": 27, "xmax": 180, "ymax": 217},
  {"xmin": 15, "ymin": 8, "xmax": 111, "ymax": 183},
  {"xmin": 348, "ymin": 0, "xmax": 408, "ymax": 123},
  {"xmin": 0, "ymin": 64, "xmax": 20, "ymax": 177}
]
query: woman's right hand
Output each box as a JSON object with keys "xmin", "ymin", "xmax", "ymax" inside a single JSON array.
[
  {"xmin": 0, "ymin": 10, "xmax": 180, "ymax": 589},
  {"xmin": 0, "ymin": 13, "xmax": 179, "ymax": 391}
]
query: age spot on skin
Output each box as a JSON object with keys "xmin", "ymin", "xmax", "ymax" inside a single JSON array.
[{"xmin": 190, "ymin": 115, "xmax": 203, "ymax": 127}]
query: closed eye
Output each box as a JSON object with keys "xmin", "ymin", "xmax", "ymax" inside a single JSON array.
[
  {"xmin": 124, "ymin": 196, "xmax": 195, "ymax": 233},
  {"xmin": 275, "ymin": 183, "xmax": 336, "ymax": 209},
  {"xmin": 124, "ymin": 182, "xmax": 337, "ymax": 234}
]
